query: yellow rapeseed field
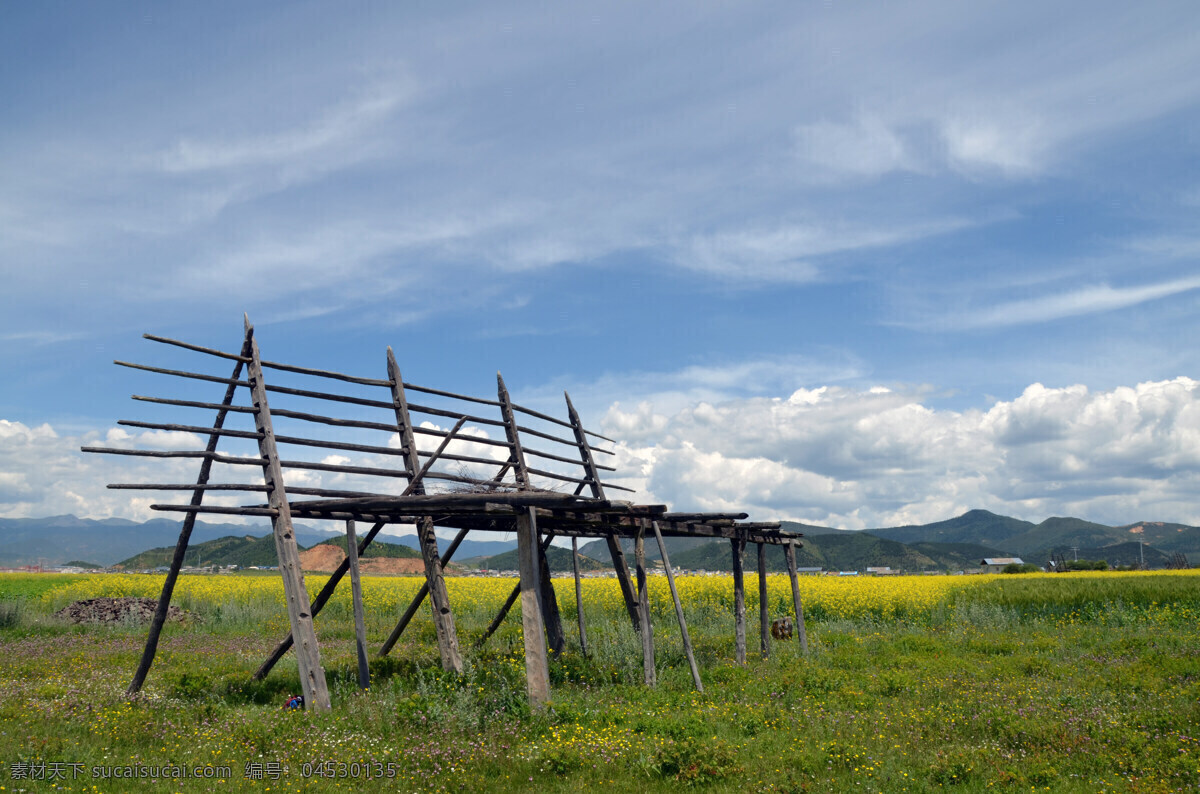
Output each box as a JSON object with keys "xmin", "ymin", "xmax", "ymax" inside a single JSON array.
[{"xmin": 27, "ymin": 568, "xmax": 1200, "ymax": 623}]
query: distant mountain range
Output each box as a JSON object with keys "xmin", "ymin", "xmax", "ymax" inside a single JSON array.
[
  {"xmin": 0, "ymin": 515, "xmax": 517, "ymax": 568},
  {"xmin": 1, "ymin": 509, "xmax": 1195, "ymax": 572}
]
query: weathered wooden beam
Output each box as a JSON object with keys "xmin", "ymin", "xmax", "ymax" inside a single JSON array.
[
  {"xmin": 636, "ymin": 525, "xmax": 655, "ymax": 686},
  {"xmin": 496, "ymin": 373, "xmax": 530, "ymax": 490},
  {"xmin": 245, "ymin": 317, "xmax": 330, "ymax": 711},
  {"xmin": 346, "ymin": 520, "xmax": 370, "ymax": 691},
  {"xmin": 785, "ymin": 541, "xmax": 809, "ymax": 656},
  {"xmin": 111, "ymin": 483, "xmax": 391, "ymax": 500},
  {"xmin": 115, "ymin": 359, "xmax": 249, "ymax": 387},
  {"xmin": 252, "ymin": 521, "xmax": 386, "ymax": 681},
  {"xmin": 125, "ymin": 335, "xmax": 250, "ymax": 697},
  {"xmin": 388, "ymin": 347, "xmax": 462, "ymax": 675},
  {"xmin": 118, "ymin": 419, "xmax": 410, "ymax": 459},
  {"xmin": 143, "ymin": 332, "xmax": 251, "ymax": 363},
  {"xmin": 511, "ymin": 400, "xmax": 616, "ymax": 443},
  {"xmin": 522, "ymin": 444, "xmax": 617, "ymax": 471},
  {"xmin": 731, "ymin": 536, "xmax": 746, "ymax": 666},
  {"xmin": 517, "ymin": 507, "xmax": 550, "ymax": 706},
  {"xmin": 404, "ymin": 381, "xmax": 503, "ymax": 408},
  {"xmin": 653, "ymin": 521, "xmax": 702, "ymax": 692},
  {"xmin": 758, "ymin": 542, "xmax": 770, "ymax": 660}
]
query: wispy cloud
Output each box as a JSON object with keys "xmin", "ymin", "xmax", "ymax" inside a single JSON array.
[{"xmin": 944, "ymin": 275, "xmax": 1200, "ymax": 329}]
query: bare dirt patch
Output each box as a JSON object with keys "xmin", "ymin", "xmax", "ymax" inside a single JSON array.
[{"xmin": 298, "ymin": 545, "xmax": 427, "ymax": 575}]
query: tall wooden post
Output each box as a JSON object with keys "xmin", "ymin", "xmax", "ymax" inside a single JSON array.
[
  {"xmin": 388, "ymin": 348, "xmax": 462, "ymax": 674},
  {"xmin": 653, "ymin": 521, "xmax": 701, "ymax": 692},
  {"xmin": 517, "ymin": 507, "xmax": 550, "ymax": 705},
  {"xmin": 571, "ymin": 537, "xmax": 589, "ymax": 657},
  {"xmin": 565, "ymin": 392, "xmax": 640, "ymax": 630},
  {"xmin": 636, "ymin": 525, "xmax": 655, "ymax": 686},
  {"xmin": 731, "ymin": 536, "xmax": 746, "ymax": 666},
  {"xmin": 246, "ymin": 317, "xmax": 331, "ymax": 711},
  {"xmin": 758, "ymin": 542, "xmax": 770, "ymax": 660},
  {"xmin": 785, "ymin": 541, "xmax": 809, "ymax": 656},
  {"xmin": 127, "ymin": 334, "xmax": 250, "ymax": 697},
  {"xmin": 346, "ymin": 520, "xmax": 370, "ymax": 690},
  {"xmin": 500, "ymin": 373, "xmax": 565, "ymax": 656}
]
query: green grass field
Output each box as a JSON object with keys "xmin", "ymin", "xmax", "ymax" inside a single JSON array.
[{"xmin": 0, "ymin": 571, "xmax": 1197, "ymax": 792}]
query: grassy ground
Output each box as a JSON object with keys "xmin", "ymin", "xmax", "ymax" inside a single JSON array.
[{"xmin": 0, "ymin": 571, "xmax": 1197, "ymax": 792}]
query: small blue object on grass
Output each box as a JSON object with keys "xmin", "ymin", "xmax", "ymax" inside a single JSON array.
[{"xmin": 284, "ymin": 694, "xmax": 305, "ymax": 710}]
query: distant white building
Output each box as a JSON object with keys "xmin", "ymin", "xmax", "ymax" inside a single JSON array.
[{"xmin": 981, "ymin": 557, "xmax": 1024, "ymax": 573}]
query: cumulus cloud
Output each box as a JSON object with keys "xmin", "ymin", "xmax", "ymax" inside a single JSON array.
[{"xmin": 600, "ymin": 377, "xmax": 1200, "ymax": 528}]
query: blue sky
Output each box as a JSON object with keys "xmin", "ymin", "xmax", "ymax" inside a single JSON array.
[{"xmin": 3, "ymin": 1, "xmax": 1200, "ymax": 531}]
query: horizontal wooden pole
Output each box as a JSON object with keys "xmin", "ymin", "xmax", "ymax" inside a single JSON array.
[
  {"xmin": 152, "ymin": 504, "xmax": 278, "ymax": 516},
  {"xmin": 522, "ymin": 444, "xmax": 617, "ymax": 471},
  {"xmin": 115, "ymin": 360, "xmax": 249, "ymax": 387},
  {"xmin": 260, "ymin": 359, "xmax": 390, "ymax": 387},
  {"xmin": 407, "ymin": 401, "xmax": 504, "ymax": 429},
  {"xmin": 109, "ymin": 483, "xmax": 389, "ymax": 499},
  {"xmin": 143, "ymin": 333, "xmax": 251, "ymax": 363},
  {"xmin": 117, "ymin": 419, "xmax": 409, "ymax": 459},
  {"xmin": 82, "ymin": 447, "xmax": 264, "ymax": 465},
  {"xmin": 403, "ymin": 382, "xmax": 502, "ymax": 408}
]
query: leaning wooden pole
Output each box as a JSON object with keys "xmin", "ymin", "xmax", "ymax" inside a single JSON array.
[
  {"xmin": 731, "ymin": 536, "xmax": 747, "ymax": 666},
  {"xmin": 784, "ymin": 540, "xmax": 809, "ymax": 656},
  {"xmin": 758, "ymin": 542, "xmax": 770, "ymax": 660},
  {"xmin": 571, "ymin": 537, "xmax": 588, "ymax": 657},
  {"xmin": 346, "ymin": 520, "xmax": 370, "ymax": 690},
  {"xmin": 517, "ymin": 506, "xmax": 551, "ymax": 706},
  {"xmin": 377, "ymin": 528, "xmax": 470, "ymax": 657},
  {"xmin": 653, "ymin": 521, "xmax": 701, "ymax": 692},
  {"xmin": 388, "ymin": 348, "xmax": 462, "ymax": 675},
  {"xmin": 126, "ymin": 335, "xmax": 250, "ymax": 697},
  {"xmin": 636, "ymin": 525, "xmax": 656, "ymax": 686},
  {"xmin": 565, "ymin": 392, "xmax": 640, "ymax": 630},
  {"xmin": 246, "ymin": 316, "xmax": 331, "ymax": 711}
]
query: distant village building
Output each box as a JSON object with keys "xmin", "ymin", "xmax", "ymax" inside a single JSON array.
[
  {"xmin": 866, "ymin": 566, "xmax": 896, "ymax": 576},
  {"xmin": 981, "ymin": 557, "xmax": 1024, "ymax": 573}
]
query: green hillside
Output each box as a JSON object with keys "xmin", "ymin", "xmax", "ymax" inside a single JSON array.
[
  {"xmin": 871, "ymin": 509, "xmax": 1034, "ymax": 548},
  {"xmin": 667, "ymin": 533, "xmax": 953, "ymax": 573},
  {"xmin": 116, "ymin": 534, "xmax": 282, "ymax": 570},
  {"xmin": 909, "ymin": 541, "xmax": 1012, "ymax": 570}
]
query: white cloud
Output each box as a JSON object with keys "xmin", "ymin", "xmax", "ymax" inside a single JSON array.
[
  {"xmin": 599, "ymin": 377, "xmax": 1200, "ymax": 528},
  {"xmin": 939, "ymin": 275, "xmax": 1200, "ymax": 329}
]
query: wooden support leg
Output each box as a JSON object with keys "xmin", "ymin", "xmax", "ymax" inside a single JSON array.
[
  {"xmin": 128, "ymin": 344, "xmax": 248, "ymax": 697},
  {"xmin": 606, "ymin": 536, "xmax": 641, "ymax": 630},
  {"xmin": 416, "ymin": 516, "xmax": 463, "ymax": 674},
  {"xmin": 653, "ymin": 521, "xmax": 701, "ymax": 692},
  {"xmin": 378, "ymin": 528, "xmax": 469, "ymax": 657},
  {"xmin": 636, "ymin": 525, "xmax": 655, "ymax": 686},
  {"xmin": 254, "ymin": 522, "xmax": 386, "ymax": 680},
  {"xmin": 731, "ymin": 536, "xmax": 746, "ymax": 666},
  {"xmin": 758, "ymin": 542, "xmax": 770, "ymax": 660},
  {"xmin": 537, "ymin": 534, "xmax": 566, "ymax": 657},
  {"xmin": 785, "ymin": 541, "xmax": 809, "ymax": 656},
  {"xmin": 571, "ymin": 537, "xmax": 588, "ymax": 657},
  {"xmin": 517, "ymin": 508, "xmax": 551, "ymax": 706},
  {"xmin": 346, "ymin": 520, "xmax": 370, "ymax": 690},
  {"xmin": 245, "ymin": 318, "xmax": 330, "ymax": 711}
]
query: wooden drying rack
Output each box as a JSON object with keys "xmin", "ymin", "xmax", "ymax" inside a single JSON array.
[{"xmin": 84, "ymin": 316, "xmax": 807, "ymax": 710}]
